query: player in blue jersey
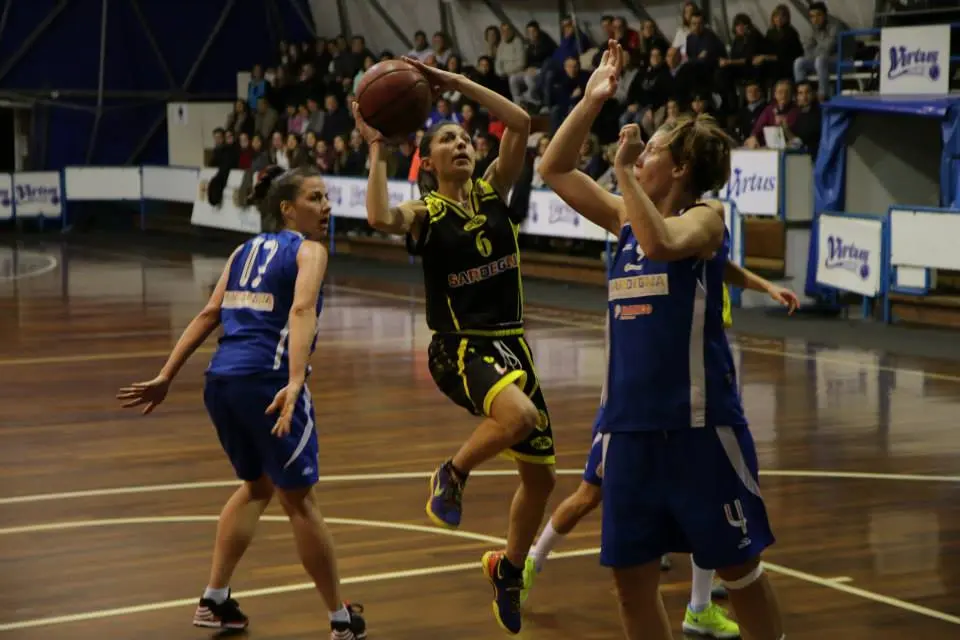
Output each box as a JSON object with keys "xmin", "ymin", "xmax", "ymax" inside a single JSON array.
[
  {"xmin": 524, "ymin": 266, "xmax": 798, "ymax": 639},
  {"xmin": 116, "ymin": 166, "xmax": 367, "ymax": 640},
  {"xmin": 538, "ymin": 42, "xmax": 787, "ymax": 640}
]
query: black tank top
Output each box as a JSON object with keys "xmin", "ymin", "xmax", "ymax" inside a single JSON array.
[{"xmin": 407, "ymin": 178, "xmax": 525, "ymax": 336}]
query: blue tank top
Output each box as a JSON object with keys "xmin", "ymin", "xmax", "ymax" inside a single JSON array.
[
  {"xmin": 597, "ymin": 218, "xmax": 746, "ymax": 433},
  {"xmin": 207, "ymin": 230, "xmax": 324, "ymax": 378}
]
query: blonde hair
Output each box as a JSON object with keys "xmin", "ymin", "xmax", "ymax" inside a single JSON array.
[{"xmin": 656, "ymin": 114, "xmax": 735, "ymax": 195}]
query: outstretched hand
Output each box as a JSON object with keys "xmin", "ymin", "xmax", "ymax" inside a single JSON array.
[
  {"xmin": 402, "ymin": 56, "xmax": 460, "ymax": 97},
  {"xmin": 585, "ymin": 40, "xmax": 626, "ymax": 105},
  {"xmin": 768, "ymin": 286, "xmax": 800, "ymax": 314},
  {"xmin": 116, "ymin": 375, "xmax": 170, "ymax": 415}
]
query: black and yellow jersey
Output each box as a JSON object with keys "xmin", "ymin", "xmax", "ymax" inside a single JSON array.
[{"xmin": 407, "ymin": 178, "xmax": 525, "ymax": 336}]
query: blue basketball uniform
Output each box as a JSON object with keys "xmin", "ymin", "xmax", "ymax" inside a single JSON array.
[
  {"xmin": 598, "ymin": 219, "xmax": 774, "ymax": 571},
  {"xmin": 205, "ymin": 230, "xmax": 324, "ymax": 490},
  {"xmin": 583, "ymin": 406, "xmax": 604, "ymax": 486}
]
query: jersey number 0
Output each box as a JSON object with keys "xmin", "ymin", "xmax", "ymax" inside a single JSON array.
[{"xmin": 239, "ymin": 237, "xmax": 279, "ymax": 289}]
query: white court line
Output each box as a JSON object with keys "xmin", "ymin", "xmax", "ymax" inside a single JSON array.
[
  {"xmin": 763, "ymin": 562, "xmax": 959, "ymax": 625},
  {"xmin": 0, "ymin": 252, "xmax": 58, "ymax": 281},
  {"xmin": 0, "ymin": 514, "xmax": 956, "ymax": 631},
  {"xmin": 329, "ymin": 284, "xmax": 960, "ymax": 384},
  {"xmin": 1, "ymin": 467, "xmax": 957, "ymax": 507}
]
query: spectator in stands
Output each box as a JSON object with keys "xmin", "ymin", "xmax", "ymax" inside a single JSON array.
[
  {"xmin": 756, "ymin": 5, "xmax": 803, "ymax": 87},
  {"xmin": 354, "ymin": 54, "xmax": 376, "ymax": 94},
  {"xmin": 745, "ymin": 79, "xmax": 798, "ymax": 148},
  {"xmin": 423, "ymin": 52, "xmax": 439, "ymax": 67},
  {"xmin": 690, "ymin": 92, "xmax": 713, "ymax": 116},
  {"xmin": 380, "ymin": 50, "xmax": 394, "ymax": 62},
  {"xmin": 319, "ymin": 94, "xmax": 353, "ymax": 143},
  {"xmin": 719, "ymin": 14, "xmax": 768, "ymax": 109},
  {"xmin": 596, "ymin": 143, "xmax": 620, "ymax": 192},
  {"xmin": 280, "ymin": 104, "xmax": 296, "ymax": 135},
  {"xmin": 441, "ymin": 55, "xmax": 465, "ymax": 107},
  {"xmin": 531, "ymin": 135, "xmax": 550, "ymax": 188},
  {"xmin": 621, "ymin": 47, "xmax": 671, "ymax": 134},
  {"xmin": 550, "ymin": 56, "xmax": 589, "ymax": 133},
  {"xmin": 472, "ymin": 55, "xmax": 510, "ymax": 98},
  {"xmin": 314, "ymin": 139, "xmax": 333, "ymax": 173},
  {"xmin": 599, "ymin": 16, "xmax": 617, "ymax": 45},
  {"xmin": 312, "ymin": 38, "xmax": 332, "ymax": 79},
  {"xmin": 348, "ymin": 128, "xmax": 368, "ymax": 171},
  {"xmin": 304, "ymin": 131, "xmax": 318, "ymax": 158},
  {"xmin": 612, "ymin": 17, "xmax": 640, "ymax": 51},
  {"xmin": 289, "ymin": 104, "xmax": 309, "ymax": 136},
  {"xmin": 305, "ymin": 98, "xmax": 325, "ymax": 134},
  {"xmin": 268, "ymin": 66, "xmax": 291, "ymax": 111},
  {"xmin": 495, "ymin": 23, "xmax": 526, "ymax": 81},
  {"xmin": 685, "ymin": 10, "xmax": 726, "ymax": 87},
  {"xmin": 472, "ymin": 132, "xmax": 498, "ymax": 178},
  {"xmin": 393, "ymin": 138, "xmax": 415, "ymax": 180},
  {"xmin": 210, "ymin": 128, "xmax": 238, "ymax": 170},
  {"xmin": 483, "ymin": 25, "xmax": 501, "ymax": 59},
  {"xmin": 734, "ymin": 80, "xmax": 767, "ymax": 143},
  {"xmin": 345, "ymin": 36, "xmax": 374, "ymax": 80},
  {"xmin": 793, "ymin": 2, "xmax": 836, "ymax": 102},
  {"xmin": 460, "ymin": 102, "xmax": 489, "ymax": 139},
  {"xmin": 332, "ymin": 134, "xmax": 360, "ymax": 175},
  {"xmin": 432, "ymin": 32, "xmax": 453, "ymax": 66},
  {"xmin": 254, "ymin": 97, "xmax": 278, "ymax": 142},
  {"xmin": 294, "ymin": 61, "xmax": 321, "ymax": 108},
  {"xmin": 672, "ymin": 2, "xmax": 699, "ymax": 57},
  {"xmin": 787, "ymin": 81, "xmax": 821, "ymax": 155},
  {"xmin": 237, "ymin": 132, "xmax": 253, "ymax": 170},
  {"xmin": 611, "ymin": 49, "xmax": 643, "ymax": 116},
  {"xmin": 425, "ymin": 97, "xmax": 461, "ymax": 128},
  {"xmin": 250, "ymin": 134, "xmax": 269, "ymax": 172},
  {"xmin": 226, "ymin": 100, "xmax": 253, "ymax": 137},
  {"xmin": 508, "ymin": 21, "xmax": 557, "ymax": 108},
  {"xmin": 539, "ymin": 17, "xmax": 591, "ymax": 114},
  {"xmin": 283, "ymin": 43, "xmax": 302, "ymax": 78},
  {"xmin": 665, "ymin": 46, "xmax": 695, "ymax": 108},
  {"xmin": 247, "ymin": 65, "xmax": 268, "ymax": 111},
  {"xmin": 578, "ymin": 134, "xmax": 606, "ymax": 179},
  {"xmin": 285, "ymin": 133, "xmax": 309, "ymax": 168},
  {"xmin": 269, "ymin": 131, "xmax": 288, "ymax": 169},
  {"xmin": 637, "ymin": 20, "xmax": 670, "ymax": 65},
  {"xmin": 408, "ymin": 30, "xmax": 432, "ymax": 62}
]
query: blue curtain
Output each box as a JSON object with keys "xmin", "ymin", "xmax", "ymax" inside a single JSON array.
[{"xmin": 805, "ymin": 107, "xmax": 851, "ymax": 297}]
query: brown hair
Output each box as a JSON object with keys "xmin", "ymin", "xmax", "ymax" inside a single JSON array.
[
  {"xmin": 657, "ymin": 114, "xmax": 735, "ymax": 195},
  {"xmin": 251, "ymin": 165, "xmax": 321, "ymax": 231}
]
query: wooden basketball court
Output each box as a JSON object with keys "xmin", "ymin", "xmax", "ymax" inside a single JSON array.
[{"xmin": 0, "ymin": 242, "xmax": 958, "ymax": 639}]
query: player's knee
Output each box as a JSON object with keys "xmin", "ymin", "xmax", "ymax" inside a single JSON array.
[
  {"xmin": 492, "ymin": 387, "xmax": 539, "ymax": 441},
  {"xmin": 716, "ymin": 557, "xmax": 765, "ymax": 590},
  {"xmin": 519, "ymin": 461, "xmax": 556, "ymax": 498},
  {"xmin": 275, "ymin": 484, "xmax": 318, "ymax": 516},
  {"xmin": 612, "ymin": 562, "xmax": 662, "ymax": 608},
  {"xmin": 245, "ymin": 476, "xmax": 275, "ymax": 502}
]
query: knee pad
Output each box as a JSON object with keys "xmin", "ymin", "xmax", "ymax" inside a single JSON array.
[{"xmin": 721, "ymin": 563, "xmax": 764, "ymax": 590}]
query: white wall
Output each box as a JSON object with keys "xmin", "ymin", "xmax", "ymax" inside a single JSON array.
[{"xmin": 166, "ymin": 102, "xmax": 234, "ymax": 168}]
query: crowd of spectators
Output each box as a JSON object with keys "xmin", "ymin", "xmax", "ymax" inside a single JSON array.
[{"xmin": 208, "ymin": 1, "xmax": 838, "ymax": 227}]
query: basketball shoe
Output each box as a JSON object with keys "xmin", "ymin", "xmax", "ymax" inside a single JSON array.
[
  {"xmin": 330, "ymin": 602, "xmax": 367, "ymax": 640},
  {"xmin": 426, "ymin": 460, "xmax": 465, "ymax": 529},
  {"xmin": 192, "ymin": 590, "xmax": 248, "ymax": 630},
  {"xmin": 482, "ymin": 550, "xmax": 524, "ymax": 634}
]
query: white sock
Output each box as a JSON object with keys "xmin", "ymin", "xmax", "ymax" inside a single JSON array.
[
  {"xmin": 202, "ymin": 586, "xmax": 229, "ymax": 604},
  {"xmin": 329, "ymin": 604, "xmax": 350, "ymax": 623},
  {"xmin": 528, "ymin": 520, "xmax": 563, "ymax": 573},
  {"xmin": 689, "ymin": 556, "xmax": 714, "ymax": 613}
]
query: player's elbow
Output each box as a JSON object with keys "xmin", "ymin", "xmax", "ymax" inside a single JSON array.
[{"xmin": 638, "ymin": 239, "xmax": 672, "ymax": 262}]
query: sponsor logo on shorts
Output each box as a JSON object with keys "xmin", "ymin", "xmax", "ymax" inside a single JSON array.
[{"xmin": 530, "ymin": 435, "xmax": 553, "ymax": 451}]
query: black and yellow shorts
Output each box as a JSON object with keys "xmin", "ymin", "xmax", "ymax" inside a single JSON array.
[{"xmin": 427, "ymin": 333, "xmax": 555, "ymax": 465}]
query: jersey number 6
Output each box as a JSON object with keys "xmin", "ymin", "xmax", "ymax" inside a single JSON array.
[{"xmin": 475, "ymin": 231, "xmax": 492, "ymax": 258}]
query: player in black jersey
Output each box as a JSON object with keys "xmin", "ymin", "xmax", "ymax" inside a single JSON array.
[{"xmin": 354, "ymin": 57, "xmax": 550, "ymax": 635}]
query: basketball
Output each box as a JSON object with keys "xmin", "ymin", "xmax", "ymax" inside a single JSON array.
[{"xmin": 356, "ymin": 60, "xmax": 432, "ymax": 139}]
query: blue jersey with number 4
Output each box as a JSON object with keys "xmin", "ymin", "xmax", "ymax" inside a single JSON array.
[{"xmin": 207, "ymin": 230, "xmax": 323, "ymax": 378}]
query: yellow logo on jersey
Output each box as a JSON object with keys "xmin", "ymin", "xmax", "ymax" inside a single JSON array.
[{"xmin": 463, "ymin": 215, "xmax": 487, "ymax": 232}]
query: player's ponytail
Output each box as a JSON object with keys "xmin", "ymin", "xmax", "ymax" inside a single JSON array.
[
  {"xmin": 658, "ymin": 114, "xmax": 735, "ymax": 196},
  {"xmin": 251, "ymin": 165, "xmax": 320, "ymax": 232}
]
